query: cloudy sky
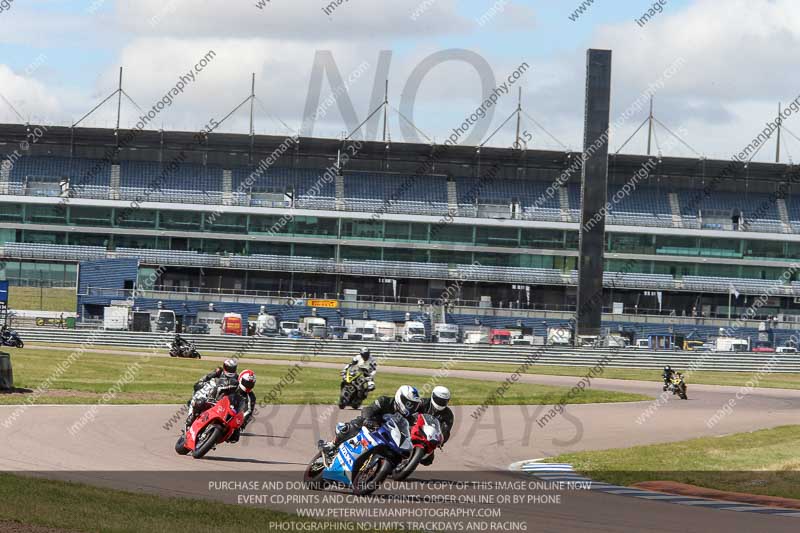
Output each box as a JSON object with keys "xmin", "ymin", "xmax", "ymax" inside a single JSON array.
[{"xmin": 0, "ymin": 0, "xmax": 798, "ymax": 161}]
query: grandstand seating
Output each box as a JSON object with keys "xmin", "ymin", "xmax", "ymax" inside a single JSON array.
[{"xmin": 4, "ymin": 155, "xmax": 800, "ymax": 237}]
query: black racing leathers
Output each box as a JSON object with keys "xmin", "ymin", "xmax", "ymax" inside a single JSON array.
[
  {"xmin": 420, "ymin": 398, "xmax": 454, "ymax": 444},
  {"xmin": 333, "ymin": 396, "xmax": 413, "ymax": 446},
  {"xmin": 227, "ymin": 389, "xmax": 256, "ymax": 443},
  {"xmin": 185, "ymin": 372, "xmax": 239, "ymax": 427}
]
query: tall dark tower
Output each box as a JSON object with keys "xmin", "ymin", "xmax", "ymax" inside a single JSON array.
[{"xmin": 576, "ymin": 49, "xmax": 612, "ymax": 340}]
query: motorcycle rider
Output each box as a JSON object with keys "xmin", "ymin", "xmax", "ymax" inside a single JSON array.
[
  {"xmin": 171, "ymin": 333, "xmax": 190, "ymax": 356},
  {"xmin": 226, "ymin": 369, "xmax": 257, "ymax": 444},
  {"xmin": 341, "ymin": 348, "xmax": 378, "ymax": 393},
  {"xmin": 320, "ymin": 385, "xmax": 422, "ymax": 463},
  {"xmin": 662, "ymin": 365, "xmax": 675, "ymax": 391},
  {"xmin": 418, "ymin": 386, "xmax": 454, "ymax": 466},
  {"xmin": 185, "ymin": 359, "xmax": 239, "ymax": 428},
  {"xmin": 193, "ymin": 359, "xmax": 238, "ymax": 392}
]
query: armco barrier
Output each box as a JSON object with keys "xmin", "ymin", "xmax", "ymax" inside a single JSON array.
[{"xmin": 17, "ymin": 328, "xmax": 800, "ymax": 373}]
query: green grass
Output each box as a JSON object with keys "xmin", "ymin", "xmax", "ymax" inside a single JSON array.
[
  {"xmin": 546, "ymin": 425, "xmax": 800, "ymax": 500},
  {"xmin": 8, "ymin": 287, "xmax": 76, "ymax": 311},
  {"xmin": 0, "ymin": 472, "xmax": 407, "ymax": 533},
  {"xmin": 0, "ymin": 348, "xmax": 649, "ymax": 406},
  {"xmin": 155, "ymin": 348, "xmax": 800, "ymax": 391}
]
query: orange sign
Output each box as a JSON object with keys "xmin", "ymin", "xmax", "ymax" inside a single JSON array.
[{"xmin": 307, "ymin": 299, "xmax": 338, "ymax": 308}]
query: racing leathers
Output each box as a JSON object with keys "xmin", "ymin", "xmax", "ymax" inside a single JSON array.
[
  {"xmin": 185, "ymin": 373, "xmax": 239, "ymax": 429},
  {"xmin": 417, "ymin": 397, "xmax": 454, "ymax": 465},
  {"xmin": 226, "ymin": 388, "xmax": 256, "ymax": 443},
  {"xmin": 326, "ymin": 395, "xmax": 415, "ymax": 452},
  {"xmin": 341, "ymin": 354, "xmax": 377, "ymax": 393},
  {"xmin": 662, "ymin": 368, "xmax": 675, "ymax": 389}
]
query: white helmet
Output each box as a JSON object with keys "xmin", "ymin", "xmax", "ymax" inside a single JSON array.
[
  {"xmin": 431, "ymin": 386, "xmax": 451, "ymax": 411},
  {"xmin": 394, "ymin": 385, "xmax": 422, "ymax": 416}
]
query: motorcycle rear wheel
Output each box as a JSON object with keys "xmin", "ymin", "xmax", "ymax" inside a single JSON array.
[
  {"xmin": 192, "ymin": 425, "xmax": 223, "ymax": 458},
  {"xmin": 391, "ymin": 447, "xmax": 425, "ymax": 482}
]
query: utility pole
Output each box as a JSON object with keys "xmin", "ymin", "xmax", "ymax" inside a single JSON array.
[
  {"xmin": 116, "ymin": 67, "xmax": 123, "ymax": 131},
  {"xmin": 514, "ymin": 87, "xmax": 522, "ymax": 149},
  {"xmin": 646, "ymin": 96, "xmax": 653, "ymax": 156},
  {"xmin": 776, "ymin": 102, "xmax": 782, "ymax": 163},
  {"xmin": 382, "ymin": 79, "xmax": 388, "ymax": 143}
]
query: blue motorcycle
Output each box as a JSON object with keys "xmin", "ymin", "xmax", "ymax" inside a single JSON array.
[{"xmin": 304, "ymin": 414, "xmax": 413, "ymax": 496}]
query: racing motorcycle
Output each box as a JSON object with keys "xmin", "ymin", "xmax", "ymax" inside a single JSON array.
[
  {"xmin": 174, "ymin": 393, "xmax": 244, "ymax": 458},
  {"xmin": 0, "ymin": 329, "xmax": 23, "ymax": 348},
  {"xmin": 338, "ymin": 366, "xmax": 370, "ymax": 410},
  {"xmin": 169, "ymin": 340, "xmax": 201, "ymax": 359},
  {"xmin": 391, "ymin": 413, "xmax": 443, "ymax": 481},
  {"xmin": 667, "ymin": 373, "xmax": 688, "ymax": 400},
  {"xmin": 304, "ymin": 414, "xmax": 413, "ymax": 496}
]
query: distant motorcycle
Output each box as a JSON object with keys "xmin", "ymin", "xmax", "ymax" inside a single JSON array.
[
  {"xmin": 339, "ymin": 367, "xmax": 370, "ymax": 410},
  {"xmin": 169, "ymin": 341, "xmax": 201, "ymax": 359},
  {"xmin": 667, "ymin": 374, "xmax": 688, "ymax": 400},
  {"xmin": 1, "ymin": 329, "xmax": 23, "ymax": 348}
]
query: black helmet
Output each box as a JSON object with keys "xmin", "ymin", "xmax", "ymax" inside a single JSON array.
[
  {"xmin": 664, "ymin": 365, "xmax": 672, "ymax": 372},
  {"xmin": 359, "ymin": 347, "xmax": 371, "ymax": 360},
  {"xmin": 223, "ymin": 358, "xmax": 238, "ymax": 375}
]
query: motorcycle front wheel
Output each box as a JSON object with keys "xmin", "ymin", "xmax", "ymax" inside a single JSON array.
[
  {"xmin": 391, "ymin": 447, "xmax": 425, "ymax": 482},
  {"xmin": 351, "ymin": 449, "xmax": 392, "ymax": 496},
  {"xmin": 15, "ymin": 340, "xmax": 23, "ymax": 348},
  {"xmin": 303, "ymin": 451, "xmax": 330, "ymax": 491},
  {"xmin": 174, "ymin": 434, "xmax": 190, "ymax": 455},
  {"xmin": 192, "ymin": 425, "xmax": 223, "ymax": 458}
]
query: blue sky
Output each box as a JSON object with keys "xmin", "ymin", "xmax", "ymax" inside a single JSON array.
[{"xmin": 0, "ymin": 0, "xmax": 798, "ymax": 161}]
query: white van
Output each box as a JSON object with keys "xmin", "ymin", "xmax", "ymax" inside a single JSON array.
[{"xmin": 776, "ymin": 346, "xmax": 797, "ymax": 354}]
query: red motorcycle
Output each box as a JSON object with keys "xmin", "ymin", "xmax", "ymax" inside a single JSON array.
[
  {"xmin": 391, "ymin": 413, "xmax": 443, "ymax": 481},
  {"xmin": 174, "ymin": 395, "xmax": 244, "ymax": 459}
]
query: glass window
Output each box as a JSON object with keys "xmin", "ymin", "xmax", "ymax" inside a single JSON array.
[
  {"xmin": 430, "ymin": 250, "xmax": 472, "ymax": 264},
  {"xmin": 250, "ymin": 215, "xmax": 289, "ymax": 235},
  {"xmin": 293, "ymin": 243, "xmax": 335, "ymax": 259},
  {"xmin": 340, "ymin": 246, "xmax": 382, "ymax": 261},
  {"xmin": 697, "ymin": 237, "xmax": 740, "ymax": 258},
  {"xmin": 70, "ymin": 206, "xmax": 111, "ymax": 226},
  {"xmin": 203, "ymin": 239, "xmax": 245, "ymax": 255},
  {"xmin": 250, "ymin": 242, "xmax": 291, "ymax": 256},
  {"xmin": 117, "ymin": 209, "xmax": 157, "ymax": 229},
  {"xmin": 475, "ymin": 226, "xmax": 518, "ymax": 247},
  {"xmin": 204, "ymin": 212, "xmax": 247, "ymax": 234},
  {"xmin": 69, "ymin": 233, "xmax": 109, "ymax": 247},
  {"xmin": 22, "ymin": 230, "xmax": 65, "ymax": 245},
  {"xmin": 0, "ymin": 203, "xmax": 23, "ymax": 222},
  {"xmin": 26, "ymin": 205, "xmax": 66, "ymax": 224},
  {"xmin": 745, "ymin": 239, "xmax": 784, "ymax": 259},
  {"xmin": 385, "ymin": 222, "xmax": 411, "ymax": 241},
  {"xmin": 608, "ymin": 233, "xmax": 652, "ymax": 254},
  {"xmin": 383, "ymin": 248, "xmax": 429, "ymax": 262},
  {"xmin": 341, "ymin": 220, "xmax": 383, "ymax": 240},
  {"xmin": 521, "ymin": 228, "xmax": 565, "ymax": 249},
  {"xmin": 430, "ymin": 223, "xmax": 473, "ymax": 244},
  {"xmin": 160, "ymin": 210, "xmax": 201, "ymax": 231},
  {"xmin": 291, "ymin": 216, "xmax": 338, "ymax": 237},
  {"xmin": 114, "ymin": 235, "xmax": 157, "ymax": 249}
]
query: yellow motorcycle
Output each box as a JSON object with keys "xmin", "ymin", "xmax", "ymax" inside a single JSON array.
[
  {"xmin": 668, "ymin": 374, "xmax": 688, "ymax": 400},
  {"xmin": 339, "ymin": 367, "xmax": 370, "ymax": 410}
]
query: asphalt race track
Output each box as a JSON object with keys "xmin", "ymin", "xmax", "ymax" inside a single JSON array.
[{"xmin": 2, "ymin": 365, "xmax": 800, "ymax": 532}]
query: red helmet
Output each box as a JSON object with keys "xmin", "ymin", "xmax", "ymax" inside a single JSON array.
[{"xmin": 238, "ymin": 369, "xmax": 256, "ymax": 393}]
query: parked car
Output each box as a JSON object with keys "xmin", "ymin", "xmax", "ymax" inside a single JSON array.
[{"xmin": 185, "ymin": 323, "xmax": 210, "ymax": 335}]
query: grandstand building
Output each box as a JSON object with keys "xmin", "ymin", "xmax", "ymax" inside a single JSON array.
[{"xmin": 1, "ymin": 122, "xmax": 800, "ymax": 338}]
